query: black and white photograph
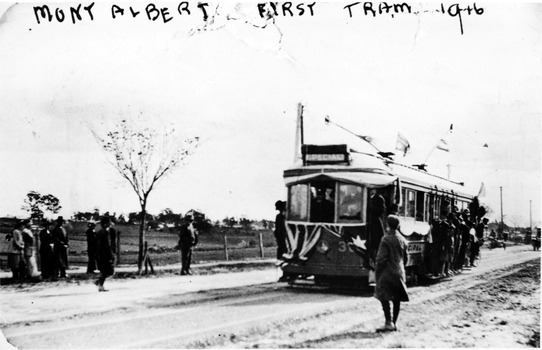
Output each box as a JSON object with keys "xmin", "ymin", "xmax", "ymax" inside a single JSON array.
[{"xmin": 0, "ymin": 1, "xmax": 540, "ymax": 348}]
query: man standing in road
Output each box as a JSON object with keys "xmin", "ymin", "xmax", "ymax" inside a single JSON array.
[
  {"xmin": 86, "ymin": 222, "xmax": 98, "ymax": 273},
  {"xmin": 95, "ymin": 216, "xmax": 116, "ymax": 292},
  {"xmin": 178, "ymin": 216, "xmax": 197, "ymax": 275}
]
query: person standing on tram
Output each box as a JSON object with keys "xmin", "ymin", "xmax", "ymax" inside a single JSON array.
[{"xmin": 367, "ymin": 188, "xmax": 386, "ymax": 267}]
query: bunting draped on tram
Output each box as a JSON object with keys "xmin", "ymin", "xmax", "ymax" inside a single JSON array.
[
  {"xmin": 284, "ymin": 172, "xmax": 397, "ymax": 188},
  {"xmin": 282, "ymin": 221, "xmax": 367, "ymax": 263}
]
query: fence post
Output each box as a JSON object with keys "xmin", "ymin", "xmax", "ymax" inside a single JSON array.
[
  {"xmin": 116, "ymin": 230, "xmax": 121, "ymax": 265},
  {"xmin": 259, "ymin": 232, "xmax": 264, "ymax": 259},
  {"xmin": 35, "ymin": 227, "xmax": 41, "ymax": 269},
  {"xmin": 224, "ymin": 235, "xmax": 229, "ymax": 261}
]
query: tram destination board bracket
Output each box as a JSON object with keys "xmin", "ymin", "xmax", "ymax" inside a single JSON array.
[{"xmin": 302, "ymin": 144, "xmax": 350, "ymax": 165}]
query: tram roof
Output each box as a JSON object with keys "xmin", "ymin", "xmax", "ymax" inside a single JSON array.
[{"xmin": 284, "ymin": 149, "xmax": 475, "ymax": 199}]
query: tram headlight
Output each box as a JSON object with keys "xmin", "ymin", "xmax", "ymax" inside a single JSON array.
[{"xmin": 316, "ymin": 239, "xmax": 330, "ymax": 254}]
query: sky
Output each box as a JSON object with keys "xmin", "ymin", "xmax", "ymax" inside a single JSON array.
[{"xmin": 0, "ymin": 2, "xmax": 540, "ymax": 226}]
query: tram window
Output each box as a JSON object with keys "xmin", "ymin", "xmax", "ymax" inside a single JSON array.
[
  {"xmin": 433, "ymin": 197, "xmax": 441, "ymax": 218},
  {"xmin": 398, "ymin": 188, "xmax": 406, "ymax": 216},
  {"xmin": 288, "ymin": 184, "xmax": 309, "ymax": 221},
  {"xmin": 415, "ymin": 191, "xmax": 425, "ymax": 221},
  {"xmin": 310, "ymin": 182, "xmax": 335, "ymax": 223},
  {"xmin": 405, "ymin": 189, "xmax": 416, "ymax": 218},
  {"xmin": 338, "ymin": 184, "xmax": 364, "ymax": 222}
]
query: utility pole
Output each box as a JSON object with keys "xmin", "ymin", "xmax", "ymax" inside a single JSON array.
[
  {"xmin": 529, "ymin": 200, "xmax": 533, "ymax": 235},
  {"xmin": 500, "ymin": 186, "xmax": 504, "ymax": 234}
]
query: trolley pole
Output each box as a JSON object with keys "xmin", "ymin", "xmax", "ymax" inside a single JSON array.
[{"xmin": 293, "ymin": 102, "xmax": 304, "ymax": 162}]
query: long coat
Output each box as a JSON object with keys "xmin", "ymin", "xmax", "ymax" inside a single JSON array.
[
  {"xmin": 374, "ymin": 231, "xmax": 409, "ymax": 302},
  {"xmin": 96, "ymin": 228, "xmax": 116, "ymax": 277},
  {"xmin": 52, "ymin": 225, "xmax": 69, "ymax": 269},
  {"xmin": 39, "ymin": 228, "xmax": 54, "ymax": 278}
]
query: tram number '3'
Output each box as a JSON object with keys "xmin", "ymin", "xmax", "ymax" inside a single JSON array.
[{"xmin": 338, "ymin": 240, "xmax": 354, "ymax": 253}]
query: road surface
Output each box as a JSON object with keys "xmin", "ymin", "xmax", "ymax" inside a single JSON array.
[{"xmin": 0, "ymin": 244, "xmax": 539, "ymax": 348}]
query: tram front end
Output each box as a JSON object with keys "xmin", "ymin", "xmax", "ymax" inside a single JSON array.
[{"xmin": 279, "ymin": 144, "xmax": 399, "ymax": 284}]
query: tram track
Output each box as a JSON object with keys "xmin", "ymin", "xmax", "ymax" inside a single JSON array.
[{"xmin": 1, "ymin": 245, "xmax": 538, "ymax": 349}]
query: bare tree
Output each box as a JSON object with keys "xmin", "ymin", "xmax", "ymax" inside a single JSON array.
[{"xmin": 93, "ymin": 120, "xmax": 198, "ymax": 272}]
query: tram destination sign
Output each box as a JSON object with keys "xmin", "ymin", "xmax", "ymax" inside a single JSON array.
[{"xmin": 302, "ymin": 144, "xmax": 350, "ymax": 165}]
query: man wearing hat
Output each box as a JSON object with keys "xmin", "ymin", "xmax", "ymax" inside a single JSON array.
[
  {"xmin": 274, "ymin": 200, "xmax": 288, "ymax": 282},
  {"xmin": 39, "ymin": 220, "xmax": 54, "ymax": 279},
  {"xmin": 86, "ymin": 222, "xmax": 98, "ymax": 273},
  {"xmin": 52, "ymin": 216, "xmax": 69, "ymax": 278},
  {"xmin": 178, "ymin": 216, "xmax": 197, "ymax": 275},
  {"xmin": 95, "ymin": 216, "xmax": 116, "ymax": 291}
]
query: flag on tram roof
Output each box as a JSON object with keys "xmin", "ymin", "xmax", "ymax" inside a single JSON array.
[
  {"xmin": 395, "ymin": 133, "xmax": 410, "ymax": 157},
  {"xmin": 478, "ymin": 182, "xmax": 486, "ymax": 198},
  {"xmin": 436, "ymin": 138, "xmax": 450, "ymax": 152}
]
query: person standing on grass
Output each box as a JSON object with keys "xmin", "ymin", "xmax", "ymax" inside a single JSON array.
[
  {"xmin": 6, "ymin": 220, "xmax": 25, "ymax": 282},
  {"xmin": 374, "ymin": 215, "xmax": 409, "ymax": 332},
  {"xmin": 95, "ymin": 216, "xmax": 116, "ymax": 292},
  {"xmin": 178, "ymin": 216, "xmax": 197, "ymax": 275},
  {"xmin": 21, "ymin": 220, "xmax": 39, "ymax": 279},
  {"xmin": 39, "ymin": 220, "xmax": 54, "ymax": 279},
  {"xmin": 52, "ymin": 216, "xmax": 69, "ymax": 279},
  {"xmin": 86, "ymin": 222, "xmax": 98, "ymax": 273}
]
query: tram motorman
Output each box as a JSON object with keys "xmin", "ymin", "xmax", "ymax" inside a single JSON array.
[{"xmin": 310, "ymin": 188, "xmax": 334, "ymax": 223}]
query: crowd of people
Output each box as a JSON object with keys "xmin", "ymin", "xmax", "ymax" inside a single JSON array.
[
  {"xmin": 424, "ymin": 204, "xmax": 488, "ymax": 278},
  {"xmin": 6, "ymin": 216, "xmax": 69, "ymax": 282},
  {"xmin": 4, "ymin": 214, "xmax": 198, "ymax": 290}
]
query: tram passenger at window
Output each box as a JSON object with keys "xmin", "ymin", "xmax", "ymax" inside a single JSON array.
[
  {"xmin": 440, "ymin": 214, "xmax": 454, "ymax": 277},
  {"xmin": 454, "ymin": 214, "xmax": 470, "ymax": 271},
  {"xmin": 310, "ymin": 188, "xmax": 334, "ymax": 223},
  {"xmin": 340, "ymin": 187, "xmax": 362, "ymax": 219},
  {"xmin": 366, "ymin": 188, "xmax": 386, "ymax": 267}
]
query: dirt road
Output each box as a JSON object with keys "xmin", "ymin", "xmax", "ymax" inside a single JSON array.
[{"xmin": 1, "ymin": 245, "xmax": 539, "ymax": 348}]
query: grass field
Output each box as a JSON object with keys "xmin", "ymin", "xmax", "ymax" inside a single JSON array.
[{"xmin": 56, "ymin": 222, "xmax": 278, "ymax": 266}]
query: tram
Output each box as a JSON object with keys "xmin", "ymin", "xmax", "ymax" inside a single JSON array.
[{"xmin": 279, "ymin": 143, "xmax": 476, "ymax": 284}]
